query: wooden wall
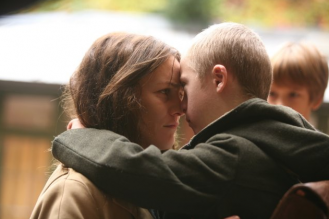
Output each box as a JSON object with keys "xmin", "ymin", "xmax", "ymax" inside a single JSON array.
[{"xmin": 0, "ymin": 80, "xmax": 66, "ymax": 219}]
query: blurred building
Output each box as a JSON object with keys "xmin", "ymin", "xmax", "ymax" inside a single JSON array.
[
  {"xmin": 0, "ymin": 11, "xmax": 329, "ymax": 219},
  {"xmin": 0, "ymin": 80, "xmax": 66, "ymax": 218}
]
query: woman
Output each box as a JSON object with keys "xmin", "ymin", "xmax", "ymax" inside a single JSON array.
[{"xmin": 30, "ymin": 32, "xmax": 183, "ymax": 218}]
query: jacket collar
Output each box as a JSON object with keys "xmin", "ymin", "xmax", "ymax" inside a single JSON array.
[{"xmin": 183, "ymin": 98, "xmax": 309, "ymax": 149}]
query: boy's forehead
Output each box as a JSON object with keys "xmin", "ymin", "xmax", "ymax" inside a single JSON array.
[
  {"xmin": 272, "ymin": 82, "xmax": 311, "ymax": 95},
  {"xmin": 180, "ymin": 61, "xmax": 193, "ymax": 80},
  {"xmin": 274, "ymin": 80, "xmax": 307, "ymax": 89},
  {"xmin": 180, "ymin": 56, "xmax": 189, "ymax": 66},
  {"xmin": 180, "ymin": 57, "xmax": 193, "ymax": 73}
]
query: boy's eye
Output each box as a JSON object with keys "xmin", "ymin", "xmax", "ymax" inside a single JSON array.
[
  {"xmin": 289, "ymin": 92, "xmax": 299, "ymax": 98},
  {"xmin": 269, "ymin": 91, "xmax": 277, "ymax": 98}
]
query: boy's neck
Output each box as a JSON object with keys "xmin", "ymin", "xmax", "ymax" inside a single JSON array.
[{"xmin": 217, "ymin": 78, "xmax": 251, "ymax": 118}]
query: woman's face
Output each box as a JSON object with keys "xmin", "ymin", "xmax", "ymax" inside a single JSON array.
[{"xmin": 138, "ymin": 56, "xmax": 184, "ymax": 150}]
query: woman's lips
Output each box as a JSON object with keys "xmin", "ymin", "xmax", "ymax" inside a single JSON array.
[{"xmin": 164, "ymin": 122, "xmax": 179, "ymax": 128}]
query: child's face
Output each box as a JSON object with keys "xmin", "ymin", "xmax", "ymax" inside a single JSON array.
[
  {"xmin": 268, "ymin": 82, "xmax": 317, "ymax": 121},
  {"xmin": 180, "ymin": 57, "xmax": 218, "ymax": 134}
]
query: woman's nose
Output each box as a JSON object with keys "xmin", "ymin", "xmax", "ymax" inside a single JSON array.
[
  {"xmin": 171, "ymin": 96, "xmax": 184, "ymax": 116},
  {"xmin": 181, "ymin": 93, "xmax": 187, "ymax": 114}
]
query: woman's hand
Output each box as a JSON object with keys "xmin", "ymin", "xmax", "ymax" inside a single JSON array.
[{"xmin": 67, "ymin": 118, "xmax": 85, "ymax": 130}]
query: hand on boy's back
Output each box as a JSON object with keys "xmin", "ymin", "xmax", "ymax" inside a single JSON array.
[
  {"xmin": 65, "ymin": 119, "xmax": 241, "ymax": 219},
  {"xmin": 67, "ymin": 118, "xmax": 85, "ymax": 130},
  {"xmin": 66, "ymin": 120, "xmax": 240, "ymax": 219}
]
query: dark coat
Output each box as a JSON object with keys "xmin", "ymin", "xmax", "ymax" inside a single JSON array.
[{"xmin": 52, "ymin": 98, "xmax": 329, "ymax": 219}]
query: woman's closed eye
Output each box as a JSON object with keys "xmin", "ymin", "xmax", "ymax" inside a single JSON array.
[
  {"xmin": 159, "ymin": 88, "xmax": 170, "ymax": 95},
  {"xmin": 158, "ymin": 87, "xmax": 184, "ymax": 101}
]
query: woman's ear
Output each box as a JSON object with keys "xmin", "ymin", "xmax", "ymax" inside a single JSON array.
[
  {"xmin": 67, "ymin": 121, "xmax": 73, "ymax": 130},
  {"xmin": 212, "ymin": 64, "xmax": 227, "ymax": 93},
  {"xmin": 67, "ymin": 118, "xmax": 85, "ymax": 130}
]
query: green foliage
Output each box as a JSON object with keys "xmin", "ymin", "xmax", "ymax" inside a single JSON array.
[
  {"xmin": 21, "ymin": 0, "xmax": 329, "ymax": 30},
  {"xmin": 23, "ymin": 0, "xmax": 166, "ymax": 13},
  {"xmin": 219, "ymin": 0, "xmax": 329, "ymax": 30},
  {"xmin": 164, "ymin": 0, "xmax": 222, "ymax": 26},
  {"xmin": 88, "ymin": 0, "xmax": 166, "ymax": 13}
]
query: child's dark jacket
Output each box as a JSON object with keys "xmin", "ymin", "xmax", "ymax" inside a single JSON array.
[{"xmin": 52, "ymin": 98, "xmax": 329, "ymax": 219}]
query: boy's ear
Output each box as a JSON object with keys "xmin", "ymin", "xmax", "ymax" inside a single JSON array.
[
  {"xmin": 212, "ymin": 64, "xmax": 227, "ymax": 93},
  {"xmin": 311, "ymin": 95, "xmax": 324, "ymax": 110}
]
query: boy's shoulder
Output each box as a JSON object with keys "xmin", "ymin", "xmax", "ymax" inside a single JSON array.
[{"xmin": 191, "ymin": 98, "xmax": 316, "ymax": 145}]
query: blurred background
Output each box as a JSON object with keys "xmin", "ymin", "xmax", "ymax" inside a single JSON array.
[{"xmin": 0, "ymin": 0, "xmax": 329, "ymax": 218}]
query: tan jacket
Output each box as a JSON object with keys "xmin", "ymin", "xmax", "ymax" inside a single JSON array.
[{"xmin": 30, "ymin": 165, "xmax": 153, "ymax": 219}]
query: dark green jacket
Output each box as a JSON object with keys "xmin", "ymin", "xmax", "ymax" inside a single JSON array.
[{"xmin": 52, "ymin": 98, "xmax": 329, "ymax": 219}]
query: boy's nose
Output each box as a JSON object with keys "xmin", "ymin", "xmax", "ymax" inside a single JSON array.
[
  {"xmin": 275, "ymin": 97, "xmax": 286, "ymax": 106},
  {"xmin": 276, "ymin": 99, "xmax": 283, "ymax": 106}
]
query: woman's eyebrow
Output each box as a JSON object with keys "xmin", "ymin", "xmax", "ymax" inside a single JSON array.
[
  {"xmin": 156, "ymin": 81, "xmax": 182, "ymax": 88},
  {"xmin": 169, "ymin": 82, "xmax": 182, "ymax": 88}
]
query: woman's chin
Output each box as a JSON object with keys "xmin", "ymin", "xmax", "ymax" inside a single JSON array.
[{"xmin": 156, "ymin": 140, "xmax": 175, "ymax": 151}]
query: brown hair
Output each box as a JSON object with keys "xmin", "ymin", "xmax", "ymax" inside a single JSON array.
[
  {"xmin": 186, "ymin": 22, "xmax": 272, "ymax": 100},
  {"xmin": 62, "ymin": 32, "xmax": 180, "ymax": 143},
  {"xmin": 271, "ymin": 42, "xmax": 328, "ymax": 102}
]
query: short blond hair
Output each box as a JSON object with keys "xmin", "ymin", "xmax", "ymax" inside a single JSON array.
[
  {"xmin": 271, "ymin": 42, "xmax": 329, "ymax": 102},
  {"xmin": 185, "ymin": 22, "xmax": 272, "ymax": 100}
]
